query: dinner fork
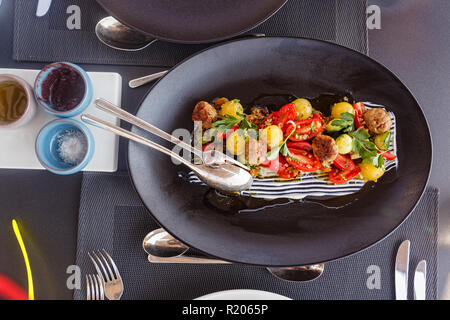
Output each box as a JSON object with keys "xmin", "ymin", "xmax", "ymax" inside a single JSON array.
[
  {"xmin": 86, "ymin": 274, "xmax": 104, "ymax": 300},
  {"xmin": 88, "ymin": 249, "xmax": 124, "ymax": 300}
]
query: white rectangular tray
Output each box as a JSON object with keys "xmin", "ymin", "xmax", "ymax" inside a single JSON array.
[{"xmin": 0, "ymin": 68, "xmax": 122, "ymax": 172}]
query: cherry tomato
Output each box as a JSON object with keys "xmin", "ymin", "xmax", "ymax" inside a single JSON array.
[
  {"xmin": 382, "ymin": 152, "xmax": 397, "ymax": 161},
  {"xmin": 286, "ymin": 141, "xmax": 312, "ymax": 152},
  {"xmin": 285, "ymin": 149, "xmax": 322, "ymax": 172},
  {"xmin": 258, "ymin": 103, "xmax": 297, "ymax": 129},
  {"xmin": 284, "ymin": 117, "xmax": 323, "ymax": 141},
  {"xmin": 328, "ymin": 166, "xmax": 361, "ymax": 184},
  {"xmin": 333, "ymin": 154, "xmax": 357, "ymax": 171},
  {"xmin": 353, "ymin": 102, "xmax": 365, "ymax": 129}
]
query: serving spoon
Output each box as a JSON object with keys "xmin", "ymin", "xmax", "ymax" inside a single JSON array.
[
  {"xmin": 143, "ymin": 228, "xmax": 324, "ymax": 281},
  {"xmin": 81, "ymin": 99, "xmax": 252, "ymax": 192}
]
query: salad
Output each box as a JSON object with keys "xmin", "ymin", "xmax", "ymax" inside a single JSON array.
[{"xmin": 192, "ymin": 97, "xmax": 396, "ymax": 184}]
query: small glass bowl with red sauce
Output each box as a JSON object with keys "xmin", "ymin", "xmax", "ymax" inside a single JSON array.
[{"xmin": 34, "ymin": 62, "xmax": 92, "ymax": 117}]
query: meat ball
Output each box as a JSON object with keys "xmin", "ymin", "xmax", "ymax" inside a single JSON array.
[
  {"xmin": 363, "ymin": 108, "xmax": 392, "ymax": 135},
  {"xmin": 312, "ymin": 135, "xmax": 339, "ymax": 165},
  {"xmin": 192, "ymin": 101, "xmax": 217, "ymax": 129}
]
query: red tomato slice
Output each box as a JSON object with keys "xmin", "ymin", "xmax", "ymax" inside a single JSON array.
[
  {"xmin": 284, "ymin": 118, "xmax": 323, "ymax": 141},
  {"xmin": 333, "ymin": 154, "xmax": 357, "ymax": 171},
  {"xmin": 286, "ymin": 141, "xmax": 312, "ymax": 152},
  {"xmin": 382, "ymin": 152, "xmax": 397, "ymax": 161},
  {"xmin": 202, "ymin": 142, "xmax": 216, "ymax": 152},
  {"xmin": 353, "ymin": 102, "xmax": 365, "ymax": 129},
  {"xmin": 260, "ymin": 155, "xmax": 281, "ymax": 173},
  {"xmin": 329, "ymin": 167, "xmax": 361, "ymax": 184},
  {"xmin": 261, "ymin": 155, "xmax": 298, "ymax": 179},
  {"xmin": 278, "ymin": 166, "xmax": 298, "ymax": 179},
  {"xmin": 277, "ymin": 156, "xmax": 299, "ymax": 179},
  {"xmin": 258, "ymin": 103, "xmax": 297, "ymax": 129},
  {"xmin": 285, "ymin": 149, "xmax": 322, "ymax": 172}
]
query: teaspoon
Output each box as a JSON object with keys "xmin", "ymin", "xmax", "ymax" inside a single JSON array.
[
  {"xmin": 143, "ymin": 228, "xmax": 324, "ymax": 282},
  {"xmin": 95, "ymin": 16, "xmax": 157, "ymax": 51}
]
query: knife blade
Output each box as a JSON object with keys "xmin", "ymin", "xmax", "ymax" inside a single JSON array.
[
  {"xmin": 413, "ymin": 260, "xmax": 427, "ymax": 300},
  {"xmin": 395, "ymin": 240, "xmax": 410, "ymax": 300},
  {"xmin": 36, "ymin": 0, "xmax": 52, "ymax": 17}
]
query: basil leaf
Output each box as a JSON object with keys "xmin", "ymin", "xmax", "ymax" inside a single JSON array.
[{"xmin": 340, "ymin": 112, "xmax": 355, "ymax": 121}]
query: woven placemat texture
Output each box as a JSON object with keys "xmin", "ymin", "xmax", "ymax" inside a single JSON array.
[
  {"xmin": 14, "ymin": 0, "xmax": 368, "ymax": 66},
  {"xmin": 74, "ymin": 172, "xmax": 437, "ymax": 300}
]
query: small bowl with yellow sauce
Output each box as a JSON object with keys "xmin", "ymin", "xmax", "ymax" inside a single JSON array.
[{"xmin": 0, "ymin": 74, "xmax": 36, "ymax": 130}]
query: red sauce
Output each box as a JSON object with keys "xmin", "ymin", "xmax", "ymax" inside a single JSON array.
[{"xmin": 41, "ymin": 66, "xmax": 85, "ymax": 112}]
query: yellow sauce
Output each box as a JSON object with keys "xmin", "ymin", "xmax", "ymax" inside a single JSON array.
[{"xmin": 0, "ymin": 81, "xmax": 27, "ymax": 124}]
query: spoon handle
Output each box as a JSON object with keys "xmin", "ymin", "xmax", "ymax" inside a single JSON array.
[
  {"xmin": 148, "ymin": 254, "xmax": 231, "ymax": 264},
  {"xmin": 81, "ymin": 113, "xmax": 197, "ymax": 172},
  {"xmin": 94, "ymin": 98, "xmax": 248, "ymax": 171},
  {"xmin": 95, "ymin": 98, "xmax": 202, "ymax": 158},
  {"xmin": 129, "ymin": 70, "xmax": 168, "ymax": 88}
]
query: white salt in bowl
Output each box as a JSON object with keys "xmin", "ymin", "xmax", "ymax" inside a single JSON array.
[{"xmin": 35, "ymin": 119, "xmax": 94, "ymax": 175}]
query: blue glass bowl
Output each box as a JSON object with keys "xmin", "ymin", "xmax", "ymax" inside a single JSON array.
[
  {"xmin": 35, "ymin": 119, "xmax": 95, "ymax": 175},
  {"xmin": 34, "ymin": 62, "xmax": 93, "ymax": 118}
]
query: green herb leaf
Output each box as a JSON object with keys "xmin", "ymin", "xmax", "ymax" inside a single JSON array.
[
  {"xmin": 350, "ymin": 127, "xmax": 385, "ymax": 168},
  {"xmin": 266, "ymin": 146, "xmax": 281, "ymax": 160},
  {"xmin": 383, "ymin": 132, "xmax": 391, "ymax": 149},
  {"xmin": 265, "ymin": 122, "xmax": 297, "ymax": 160}
]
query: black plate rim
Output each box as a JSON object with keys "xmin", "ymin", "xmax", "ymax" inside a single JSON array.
[
  {"xmin": 96, "ymin": 0, "xmax": 288, "ymax": 44},
  {"xmin": 127, "ymin": 36, "xmax": 432, "ymax": 266}
]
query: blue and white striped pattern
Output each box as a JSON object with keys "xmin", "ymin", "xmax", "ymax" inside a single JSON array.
[{"xmin": 187, "ymin": 103, "xmax": 398, "ymax": 200}]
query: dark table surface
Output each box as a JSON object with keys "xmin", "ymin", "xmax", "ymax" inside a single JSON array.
[{"xmin": 0, "ymin": 0, "xmax": 449, "ymax": 299}]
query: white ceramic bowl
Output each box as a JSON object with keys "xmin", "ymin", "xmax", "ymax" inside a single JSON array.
[{"xmin": 0, "ymin": 74, "xmax": 36, "ymax": 130}]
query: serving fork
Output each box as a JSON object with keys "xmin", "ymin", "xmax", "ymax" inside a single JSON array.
[
  {"xmin": 86, "ymin": 274, "xmax": 104, "ymax": 300},
  {"xmin": 88, "ymin": 249, "xmax": 124, "ymax": 300}
]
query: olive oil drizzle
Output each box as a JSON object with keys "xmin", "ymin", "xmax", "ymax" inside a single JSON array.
[{"xmin": 0, "ymin": 81, "xmax": 27, "ymax": 124}]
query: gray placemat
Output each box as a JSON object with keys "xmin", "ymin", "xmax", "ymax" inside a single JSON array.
[
  {"xmin": 14, "ymin": 0, "xmax": 368, "ymax": 67},
  {"xmin": 74, "ymin": 172, "xmax": 438, "ymax": 300}
]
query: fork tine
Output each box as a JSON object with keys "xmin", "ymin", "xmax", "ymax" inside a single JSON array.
[
  {"xmin": 96, "ymin": 274, "xmax": 105, "ymax": 300},
  {"xmin": 98, "ymin": 249, "xmax": 116, "ymax": 280},
  {"xmin": 88, "ymin": 252, "xmax": 107, "ymax": 283},
  {"xmin": 86, "ymin": 275, "xmax": 91, "ymax": 300},
  {"xmin": 92, "ymin": 274, "xmax": 100, "ymax": 300},
  {"xmin": 90, "ymin": 251, "xmax": 111, "ymax": 282},
  {"xmin": 102, "ymin": 249, "xmax": 121, "ymax": 279}
]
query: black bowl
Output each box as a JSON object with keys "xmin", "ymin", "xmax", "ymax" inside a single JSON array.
[
  {"xmin": 96, "ymin": 0, "xmax": 287, "ymax": 44},
  {"xmin": 128, "ymin": 37, "xmax": 431, "ymax": 266}
]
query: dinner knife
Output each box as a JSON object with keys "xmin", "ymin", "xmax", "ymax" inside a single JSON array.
[
  {"xmin": 36, "ymin": 0, "xmax": 52, "ymax": 17},
  {"xmin": 395, "ymin": 240, "xmax": 410, "ymax": 300},
  {"xmin": 413, "ymin": 260, "xmax": 427, "ymax": 300}
]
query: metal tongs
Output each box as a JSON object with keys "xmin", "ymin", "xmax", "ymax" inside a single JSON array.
[{"xmin": 81, "ymin": 99, "xmax": 253, "ymax": 192}]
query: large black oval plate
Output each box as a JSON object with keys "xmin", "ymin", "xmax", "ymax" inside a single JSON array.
[
  {"xmin": 96, "ymin": 0, "xmax": 286, "ymax": 44},
  {"xmin": 128, "ymin": 37, "xmax": 431, "ymax": 266}
]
